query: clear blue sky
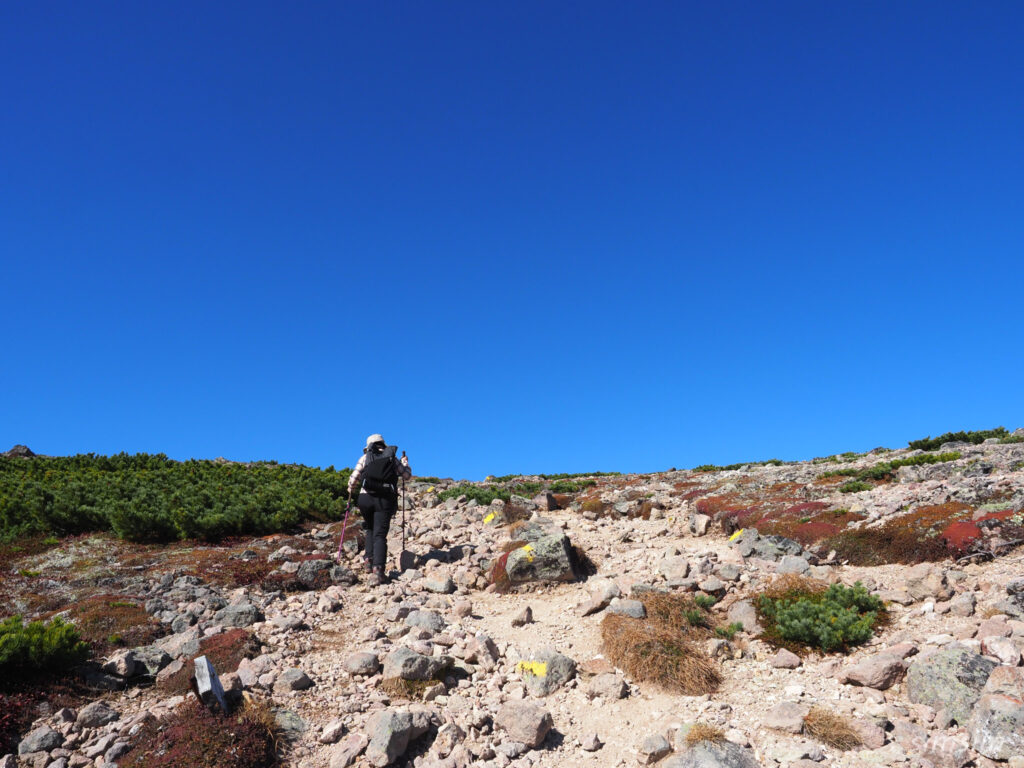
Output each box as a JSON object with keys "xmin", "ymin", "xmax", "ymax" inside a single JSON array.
[{"xmin": 2, "ymin": 2, "xmax": 1022, "ymax": 480}]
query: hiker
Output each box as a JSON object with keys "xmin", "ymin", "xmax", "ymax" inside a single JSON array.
[{"xmin": 347, "ymin": 434, "xmax": 411, "ymax": 584}]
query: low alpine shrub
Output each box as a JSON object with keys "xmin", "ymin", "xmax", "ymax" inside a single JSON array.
[
  {"xmin": 839, "ymin": 480, "xmax": 872, "ymax": 494},
  {"xmin": 909, "ymin": 427, "xmax": 1008, "ymax": 451},
  {"xmin": 714, "ymin": 622, "xmax": 743, "ymax": 640},
  {"xmin": 0, "ymin": 616, "xmax": 89, "ymax": 680},
  {"xmin": 694, "ymin": 594, "xmax": 717, "ymax": 610},
  {"xmin": 756, "ymin": 582, "xmax": 883, "ymax": 652}
]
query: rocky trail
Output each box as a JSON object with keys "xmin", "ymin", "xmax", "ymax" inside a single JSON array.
[{"xmin": 4, "ymin": 433, "xmax": 1024, "ymax": 768}]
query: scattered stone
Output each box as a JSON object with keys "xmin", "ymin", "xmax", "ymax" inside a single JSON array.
[
  {"xmin": 18, "ymin": 726, "xmax": 64, "ymax": 755},
  {"xmin": 274, "ymin": 667, "xmax": 314, "ymax": 692},
  {"xmin": 777, "ymin": 555, "xmax": 810, "ymax": 575},
  {"xmin": 905, "ymin": 563, "xmax": 954, "ymax": 602},
  {"xmin": 638, "ymin": 733, "xmax": 671, "ymax": 764},
  {"xmin": 383, "ymin": 646, "xmax": 449, "ymax": 681},
  {"xmin": 608, "ymin": 598, "xmax": 646, "ymax": 619},
  {"xmin": 763, "ymin": 701, "xmax": 807, "ymax": 733},
  {"xmin": 512, "ymin": 605, "xmax": 534, "ymax": 627},
  {"xmin": 843, "ymin": 653, "xmax": 906, "ymax": 690},
  {"xmin": 726, "ymin": 600, "xmax": 763, "ymax": 636},
  {"xmin": 214, "ymin": 602, "xmax": 263, "ymax": 628},
  {"xmin": 587, "ymin": 673, "xmax": 627, "ymax": 700},
  {"xmin": 665, "ymin": 740, "xmax": 761, "ymax": 768},
  {"xmin": 771, "ymin": 649, "xmax": 802, "ymax": 669},
  {"xmin": 519, "ymin": 648, "xmax": 576, "ymax": 697},
  {"xmin": 194, "ymin": 655, "xmax": 230, "ymax": 713},
  {"xmin": 365, "ymin": 707, "xmax": 435, "ymax": 767},
  {"xmin": 582, "ymin": 733, "xmax": 603, "ymax": 751},
  {"xmin": 495, "ymin": 701, "xmax": 553, "ymax": 748},
  {"xmin": 329, "ymin": 733, "xmax": 367, "ymax": 766},
  {"xmin": 75, "ymin": 700, "xmax": 120, "ymax": 729},
  {"xmin": 343, "ymin": 652, "xmax": 380, "ymax": 676},
  {"xmin": 405, "ymin": 610, "xmax": 446, "ymax": 633}
]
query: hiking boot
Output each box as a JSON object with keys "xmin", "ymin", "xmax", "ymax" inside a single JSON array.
[
  {"xmin": 362, "ymin": 557, "xmax": 372, "ymax": 574},
  {"xmin": 372, "ymin": 566, "xmax": 387, "ymax": 585}
]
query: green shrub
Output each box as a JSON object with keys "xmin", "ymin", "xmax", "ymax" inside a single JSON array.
[
  {"xmin": 693, "ymin": 459, "xmax": 785, "ymax": 473},
  {"xmin": 0, "ymin": 616, "xmax": 89, "ymax": 679},
  {"xmin": 714, "ymin": 622, "xmax": 743, "ymax": 640},
  {"xmin": 694, "ymin": 594, "xmax": 717, "ymax": 610},
  {"xmin": 0, "ymin": 453, "xmax": 352, "ymax": 544},
  {"xmin": 909, "ymin": 427, "xmax": 1008, "ymax": 451},
  {"xmin": 1000, "ymin": 435, "xmax": 1024, "ymax": 444},
  {"xmin": 684, "ymin": 609, "xmax": 707, "ymax": 627},
  {"xmin": 436, "ymin": 484, "xmax": 509, "ymax": 505},
  {"xmin": 548, "ymin": 479, "xmax": 597, "ymax": 494},
  {"xmin": 757, "ymin": 582, "xmax": 883, "ymax": 652},
  {"xmin": 839, "ymin": 480, "xmax": 873, "ymax": 494}
]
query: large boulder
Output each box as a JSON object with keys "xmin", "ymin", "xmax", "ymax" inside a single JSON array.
[
  {"xmin": 518, "ymin": 648, "xmax": 576, "ymax": 697},
  {"xmin": 494, "ymin": 701, "xmax": 552, "ymax": 748},
  {"xmin": 504, "ymin": 531, "xmax": 576, "ymax": 584},
  {"xmin": 383, "ymin": 647, "xmax": 449, "ymax": 682},
  {"xmin": 726, "ymin": 600, "xmax": 763, "ymax": 637},
  {"xmin": 365, "ymin": 707, "xmax": 436, "ymax": 767},
  {"xmin": 76, "ymin": 701, "xmax": 120, "ymax": 729},
  {"xmin": 968, "ymin": 666, "xmax": 1024, "ymax": 760},
  {"xmin": 664, "ymin": 740, "xmax": 761, "ymax": 768},
  {"xmin": 732, "ymin": 529, "xmax": 804, "ymax": 562},
  {"xmin": 906, "ymin": 646, "xmax": 997, "ymax": 725},
  {"xmin": 214, "ymin": 602, "xmax": 263, "ymax": 628},
  {"xmin": 18, "ymin": 726, "xmax": 63, "ymax": 755}
]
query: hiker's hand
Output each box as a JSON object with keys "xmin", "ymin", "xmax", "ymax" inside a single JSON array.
[{"xmin": 400, "ymin": 455, "xmax": 409, "ymax": 467}]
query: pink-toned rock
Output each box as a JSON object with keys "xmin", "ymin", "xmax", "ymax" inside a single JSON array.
[
  {"xmin": 843, "ymin": 654, "xmax": 906, "ymax": 690},
  {"xmin": 885, "ymin": 642, "xmax": 919, "ymax": 660},
  {"xmin": 850, "ymin": 718, "xmax": 887, "ymax": 749},
  {"xmin": 330, "ymin": 733, "xmax": 369, "ymax": 768},
  {"xmin": 981, "ymin": 636, "xmax": 1022, "ymax": 666},
  {"xmin": 771, "ymin": 649, "xmax": 802, "ymax": 669},
  {"xmin": 763, "ymin": 701, "xmax": 808, "ymax": 733},
  {"xmin": 922, "ymin": 732, "xmax": 970, "ymax": 768},
  {"xmin": 977, "ymin": 619, "xmax": 1012, "ymax": 640}
]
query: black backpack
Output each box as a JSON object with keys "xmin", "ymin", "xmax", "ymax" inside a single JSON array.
[{"xmin": 362, "ymin": 445, "xmax": 399, "ymax": 496}]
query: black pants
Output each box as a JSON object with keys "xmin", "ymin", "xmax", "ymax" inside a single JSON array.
[{"xmin": 358, "ymin": 491, "xmax": 397, "ymax": 568}]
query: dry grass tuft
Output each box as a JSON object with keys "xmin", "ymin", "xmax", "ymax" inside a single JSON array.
[
  {"xmin": 803, "ymin": 707, "xmax": 863, "ymax": 750},
  {"xmin": 601, "ymin": 591, "xmax": 721, "ymax": 695},
  {"xmin": 685, "ymin": 723, "xmax": 725, "ymax": 746},
  {"xmin": 762, "ymin": 573, "xmax": 828, "ymax": 601},
  {"xmin": 380, "ymin": 677, "xmax": 435, "ymax": 701}
]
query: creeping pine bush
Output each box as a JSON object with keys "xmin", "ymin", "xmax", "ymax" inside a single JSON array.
[
  {"xmin": 0, "ymin": 616, "xmax": 89, "ymax": 679},
  {"xmin": 757, "ymin": 582, "xmax": 883, "ymax": 652},
  {"xmin": 909, "ymin": 427, "xmax": 1008, "ymax": 451}
]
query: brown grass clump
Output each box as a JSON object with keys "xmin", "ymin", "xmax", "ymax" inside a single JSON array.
[
  {"xmin": 380, "ymin": 678, "xmax": 436, "ymax": 701},
  {"xmin": 803, "ymin": 707, "xmax": 863, "ymax": 750},
  {"xmin": 601, "ymin": 592, "xmax": 721, "ymax": 695},
  {"xmin": 64, "ymin": 595, "xmax": 165, "ymax": 655},
  {"xmin": 761, "ymin": 573, "xmax": 828, "ymax": 602},
  {"xmin": 684, "ymin": 723, "xmax": 726, "ymax": 746},
  {"xmin": 117, "ymin": 697, "xmax": 278, "ymax": 768}
]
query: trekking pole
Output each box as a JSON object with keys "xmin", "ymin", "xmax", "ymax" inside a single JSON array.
[{"xmin": 337, "ymin": 500, "xmax": 352, "ymax": 562}]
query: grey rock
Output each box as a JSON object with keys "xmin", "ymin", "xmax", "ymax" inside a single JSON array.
[
  {"xmin": 170, "ymin": 612, "xmax": 197, "ymax": 633},
  {"xmin": 18, "ymin": 726, "xmax": 64, "ymax": 755},
  {"xmin": 76, "ymin": 700, "xmax": 120, "ymax": 729},
  {"xmin": 296, "ymin": 559, "xmax": 334, "ymax": 589},
  {"xmin": 405, "ymin": 610, "xmax": 446, "ymax": 633},
  {"xmin": 763, "ymin": 701, "xmax": 807, "ymax": 733},
  {"xmin": 949, "ymin": 591, "xmax": 976, "ymax": 617},
  {"xmin": 906, "ymin": 645, "xmax": 997, "ymax": 724},
  {"xmin": 422, "ymin": 576, "xmax": 456, "ymax": 594},
  {"xmin": 658, "ymin": 556, "xmax": 690, "ymax": 580},
  {"xmin": 102, "ymin": 648, "xmax": 140, "ymax": 678},
  {"xmin": 717, "ymin": 564, "xmax": 741, "ymax": 582},
  {"xmin": 665, "ymin": 740, "xmax": 761, "ymax": 768},
  {"xmin": 504, "ymin": 531, "xmax": 576, "ymax": 583},
  {"xmin": 587, "ymin": 673, "xmax": 628, "ymax": 700},
  {"xmin": 131, "ymin": 645, "xmax": 172, "ymax": 677},
  {"xmin": 922, "ymin": 732, "xmax": 971, "ymax": 768},
  {"xmin": 104, "ymin": 742, "xmax": 132, "ymax": 763},
  {"xmin": 607, "ymin": 598, "xmax": 646, "ymax": 619},
  {"xmin": 734, "ymin": 529, "xmax": 803, "ymax": 562},
  {"xmin": 330, "ymin": 565, "xmax": 357, "ymax": 585},
  {"xmin": 275, "ymin": 708, "xmax": 308, "ymax": 740},
  {"xmin": 698, "ymin": 576, "xmax": 726, "ymax": 595},
  {"xmin": 904, "ymin": 563, "xmax": 953, "ymax": 602},
  {"xmin": 495, "ymin": 701, "xmax": 553, "ymax": 748},
  {"xmin": 776, "ymin": 555, "xmax": 810, "ymax": 575},
  {"xmin": 365, "ymin": 707, "xmax": 435, "ymax": 767},
  {"xmin": 726, "ymin": 600, "xmax": 763, "ymax": 636},
  {"xmin": 343, "ymin": 652, "xmax": 381, "ymax": 676},
  {"xmin": 275, "ymin": 667, "xmax": 314, "ymax": 692},
  {"xmin": 383, "ymin": 646, "xmax": 448, "ymax": 681},
  {"xmin": 520, "ymin": 648, "xmax": 576, "ymax": 697},
  {"xmin": 688, "ymin": 513, "xmax": 711, "ymax": 536},
  {"xmin": 511, "ymin": 605, "xmax": 534, "ymax": 627},
  {"xmin": 639, "ymin": 733, "xmax": 671, "ymax": 764},
  {"xmin": 214, "ymin": 602, "xmax": 263, "ymax": 628}
]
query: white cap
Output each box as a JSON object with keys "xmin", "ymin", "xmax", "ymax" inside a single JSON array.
[{"xmin": 365, "ymin": 434, "xmax": 385, "ymax": 448}]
